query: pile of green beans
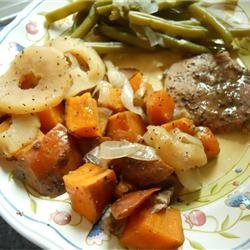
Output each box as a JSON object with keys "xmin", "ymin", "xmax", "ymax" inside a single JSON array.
[{"xmin": 44, "ymin": 0, "xmax": 250, "ymax": 54}]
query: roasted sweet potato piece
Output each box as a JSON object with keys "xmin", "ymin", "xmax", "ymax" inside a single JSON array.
[
  {"xmin": 98, "ymin": 87, "xmax": 125, "ymax": 113},
  {"xmin": 111, "ymin": 157, "xmax": 174, "ymax": 188},
  {"xmin": 146, "ymin": 90, "xmax": 175, "ymax": 125},
  {"xmin": 63, "ymin": 163, "xmax": 117, "ymax": 223},
  {"xmin": 38, "ymin": 103, "xmax": 64, "ymax": 133},
  {"xmin": 120, "ymin": 204, "xmax": 184, "ymax": 249},
  {"xmin": 196, "ymin": 126, "xmax": 220, "ymax": 159},
  {"xmin": 111, "ymin": 188, "xmax": 160, "ymax": 220},
  {"xmin": 14, "ymin": 124, "xmax": 82, "ymax": 197},
  {"xmin": 106, "ymin": 111, "xmax": 146, "ymax": 142},
  {"xmin": 129, "ymin": 71, "xmax": 142, "ymax": 93},
  {"xmin": 162, "ymin": 117, "xmax": 196, "ymax": 135},
  {"xmin": 65, "ymin": 92, "xmax": 101, "ymax": 137},
  {"xmin": 98, "ymin": 107, "xmax": 112, "ymax": 135}
]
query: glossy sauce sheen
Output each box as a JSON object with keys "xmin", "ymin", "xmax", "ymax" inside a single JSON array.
[{"xmin": 165, "ymin": 52, "xmax": 250, "ymax": 132}]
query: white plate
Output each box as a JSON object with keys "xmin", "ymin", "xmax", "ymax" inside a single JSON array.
[{"xmin": 0, "ymin": 1, "xmax": 250, "ymax": 249}]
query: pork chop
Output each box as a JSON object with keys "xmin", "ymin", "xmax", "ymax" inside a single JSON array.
[{"xmin": 164, "ymin": 52, "xmax": 250, "ymax": 132}]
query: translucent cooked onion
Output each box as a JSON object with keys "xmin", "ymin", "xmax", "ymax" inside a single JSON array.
[
  {"xmin": 104, "ymin": 60, "xmax": 145, "ymax": 117},
  {"xmin": 121, "ymin": 78, "xmax": 146, "ymax": 118},
  {"xmin": 0, "ymin": 114, "xmax": 40, "ymax": 157},
  {"xmin": 144, "ymin": 27, "xmax": 159, "ymax": 47},
  {"xmin": 105, "ymin": 60, "xmax": 126, "ymax": 88},
  {"xmin": 151, "ymin": 189, "xmax": 173, "ymax": 213},
  {"xmin": 176, "ymin": 169, "xmax": 203, "ymax": 191},
  {"xmin": 119, "ymin": 68, "xmax": 138, "ymax": 79},
  {"xmin": 98, "ymin": 81, "xmax": 113, "ymax": 104},
  {"xmin": 205, "ymin": 2, "xmax": 250, "ymax": 29},
  {"xmin": 84, "ymin": 146, "xmax": 110, "ymax": 168},
  {"xmin": 48, "ymin": 37, "xmax": 105, "ymax": 97},
  {"xmin": 144, "ymin": 126, "xmax": 207, "ymax": 171},
  {"xmin": 113, "ymin": 0, "xmax": 158, "ymax": 14},
  {"xmin": 99, "ymin": 140, "xmax": 159, "ymax": 161},
  {"xmin": 0, "ymin": 46, "xmax": 71, "ymax": 114}
]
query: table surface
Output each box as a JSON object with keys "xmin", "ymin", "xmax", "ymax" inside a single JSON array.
[{"xmin": 0, "ymin": 216, "xmax": 40, "ymax": 249}]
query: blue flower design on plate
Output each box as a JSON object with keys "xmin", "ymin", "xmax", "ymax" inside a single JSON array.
[
  {"xmin": 8, "ymin": 41, "xmax": 24, "ymax": 52},
  {"xmin": 225, "ymin": 191, "xmax": 250, "ymax": 209},
  {"xmin": 86, "ymin": 209, "xmax": 111, "ymax": 245}
]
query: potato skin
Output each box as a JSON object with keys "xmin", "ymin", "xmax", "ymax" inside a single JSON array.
[
  {"xmin": 15, "ymin": 124, "xmax": 83, "ymax": 197},
  {"xmin": 111, "ymin": 158, "xmax": 174, "ymax": 188}
]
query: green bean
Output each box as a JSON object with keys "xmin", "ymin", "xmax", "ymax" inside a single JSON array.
[
  {"xmin": 128, "ymin": 11, "xmax": 209, "ymax": 39},
  {"xmin": 72, "ymin": 10, "xmax": 88, "ymax": 30},
  {"xmin": 94, "ymin": 0, "xmax": 112, "ymax": 8},
  {"xmin": 84, "ymin": 42, "xmax": 133, "ymax": 53},
  {"xmin": 96, "ymin": 4, "xmax": 113, "ymax": 15},
  {"xmin": 109, "ymin": 8, "xmax": 123, "ymax": 21},
  {"xmin": 230, "ymin": 28, "xmax": 250, "ymax": 37},
  {"xmin": 84, "ymin": 26, "xmax": 110, "ymax": 42},
  {"xmin": 189, "ymin": 3, "xmax": 233, "ymax": 46},
  {"xmin": 45, "ymin": 0, "xmax": 91, "ymax": 24},
  {"xmin": 156, "ymin": 0, "xmax": 185, "ymax": 11},
  {"xmin": 98, "ymin": 23, "xmax": 152, "ymax": 49},
  {"xmin": 157, "ymin": 32, "xmax": 209, "ymax": 54},
  {"xmin": 71, "ymin": 5, "xmax": 98, "ymax": 38},
  {"xmin": 156, "ymin": 8, "xmax": 191, "ymax": 21},
  {"xmin": 156, "ymin": 0, "xmax": 198, "ymax": 11},
  {"xmin": 172, "ymin": 18, "xmax": 201, "ymax": 26}
]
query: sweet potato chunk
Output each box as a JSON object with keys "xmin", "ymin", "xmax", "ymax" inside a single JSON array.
[
  {"xmin": 129, "ymin": 71, "xmax": 142, "ymax": 93},
  {"xmin": 66, "ymin": 92, "xmax": 101, "ymax": 137},
  {"xmin": 162, "ymin": 117, "xmax": 196, "ymax": 135},
  {"xmin": 120, "ymin": 205, "xmax": 184, "ymax": 249},
  {"xmin": 98, "ymin": 107, "xmax": 112, "ymax": 135},
  {"xmin": 196, "ymin": 126, "xmax": 220, "ymax": 159},
  {"xmin": 38, "ymin": 103, "xmax": 64, "ymax": 133},
  {"xmin": 14, "ymin": 124, "xmax": 82, "ymax": 196},
  {"xmin": 146, "ymin": 90, "xmax": 175, "ymax": 125},
  {"xmin": 107, "ymin": 111, "xmax": 146, "ymax": 142},
  {"xmin": 63, "ymin": 163, "xmax": 117, "ymax": 223},
  {"xmin": 111, "ymin": 188, "xmax": 160, "ymax": 220},
  {"xmin": 111, "ymin": 157, "xmax": 174, "ymax": 188},
  {"xmin": 98, "ymin": 87, "xmax": 125, "ymax": 113}
]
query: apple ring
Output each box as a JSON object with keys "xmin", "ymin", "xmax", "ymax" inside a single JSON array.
[{"xmin": 0, "ymin": 46, "xmax": 71, "ymax": 114}]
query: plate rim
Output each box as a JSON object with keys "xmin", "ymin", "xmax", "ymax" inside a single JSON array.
[
  {"xmin": 0, "ymin": 1, "xmax": 249, "ymax": 249},
  {"xmin": 0, "ymin": 1, "xmax": 63, "ymax": 248}
]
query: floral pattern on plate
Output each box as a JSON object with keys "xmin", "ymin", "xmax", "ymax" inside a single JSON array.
[{"xmin": 0, "ymin": 0, "xmax": 249, "ymax": 249}]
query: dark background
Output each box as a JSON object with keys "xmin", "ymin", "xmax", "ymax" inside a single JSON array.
[{"xmin": 0, "ymin": 217, "xmax": 40, "ymax": 250}]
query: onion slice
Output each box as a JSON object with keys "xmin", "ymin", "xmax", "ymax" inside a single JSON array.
[
  {"xmin": 144, "ymin": 126, "xmax": 207, "ymax": 171},
  {"xmin": 97, "ymin": 81, "xmax": 113, "ymax": 104},
  {"xmin": 105, "ymin": 60, "xmax": 125, "ymax": 88},
  {"xmin": 99, "ymin": 140, "xmax": 159, "ymax": 161},
  {"xmin": 0, "ymin": 46, "xmax": 71, "ymax": 114},
  {"xmin": 0, "ymin": 114, "xmax": 40, "ymax": 157},
  {"xmin": 104, "ymin": 60, "xmax": 145, "ymax": 118},
  {"xmin": 176, "ymin": 169, "xmax": 203, "ymax": 191},
  {"xmin": 121, "ymin": 78, "xmax": 146, "ymax": 118}
]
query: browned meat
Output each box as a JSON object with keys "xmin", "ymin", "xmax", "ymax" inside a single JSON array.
[{"xmin": 164, "ymin": 52, "xmax": 250, "ymax": 132}]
